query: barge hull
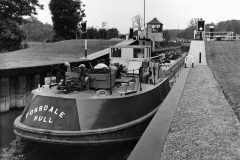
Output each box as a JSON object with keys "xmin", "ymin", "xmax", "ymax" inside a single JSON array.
[{"xmin": 14, "ymin": 111, "xmax": 155, "ymax": 145}]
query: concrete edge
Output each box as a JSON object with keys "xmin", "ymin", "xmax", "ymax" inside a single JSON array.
[{"xmin": 128, "ymin": 67, "xmax": 190, "ymax": 160}]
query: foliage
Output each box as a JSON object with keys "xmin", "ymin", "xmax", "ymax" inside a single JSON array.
[
  {"xmin": 0, "ymin": 19, "xmax": 26, "ymax": 51},
  {"xmin": 49, "ymin": 0, "xmax": 85, "ymax": 40},
  {"xmin": 107, "ymin": 28, "xmax": 119, "ymax": 39},
  {"xmin": 163, "ymin": 29, "xmax": 183, "ymax": 41},
  {"xmin": 215, "ymin": 20, "xmax": 240, "ymax": 34},
  {"xmin": 87, "ymin": 27, "xmax": 100, "ymax": 39},
  {"xmin": 0, "ymin": 0, "xmax": 43, "ymax": 51},
  {"xmin": 82, "ymin": 27, "xmax": 120, "ymax": 39},
  {"xmin": 181, "ymin": 26, "xmax": 195, "ymax": 40},
  {"xmin": 132, "ymin": 15, "xmax": 143, "ymax": 31},
  {"xmin": 21, "ymin": 17, "xmax": 53, "ymax": 42},
  {"xmin": 119, "ymin": 34, "xmax": 127, "ymax": 39},
  {"xmin": 179, "ymin": 18, "xmax": 199, "ymax": 40},
  {"xmin": 187, "ymin": 18, "xmax": 199, "ymax": 28},
  {"xmin": 163, "ymin": 30, "xmax": 171, "ymax": 42},
  {"xmin": 98, "ymin": 29, "xmax": 108, "ymax": 39},
  {"xmin": 0, "ymin": 0, "xmax": 43, "ymax": 24},
  {"xmin": 133, "ymin": 30, "xmax": 138, "ymax": 37},
  {"xmin": 202, "ymin": 20, "xmax": 240, "ymax": 34}
]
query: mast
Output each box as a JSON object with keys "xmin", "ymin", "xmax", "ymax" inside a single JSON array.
[{"xmin": 144, "ymin": 0, "xmax": 146, "ymax": 37}]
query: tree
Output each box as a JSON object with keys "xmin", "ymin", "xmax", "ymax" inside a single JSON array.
[
  {"xmin": 163, "ymin": 30, "xmax": 171, "ymax": 42},
  {"xmin": 0, "ymin": 19, "xmax": 26, "ymax": 51},
  {"xmin": 188, "ymin": 18, "xmax": 199, "ymax": 28},
  {"xmin": 132, "ymin": 15, "xmax": 143, "ymax": 31},
  {"xmin": 0, "ymin": 0, "xmax": 43, "ymax": 51},
  {"xmin": 215, "ymin": 20, "xmax": 240, "ymax": 34},
  {"xmin": 99, "ymin": 29, "xmax": 108, "ymax": 39},
  {"xmin": 0, "ymin": 0, "xmax": 43, "ymax": 25},
  {"xmin": 49, "ymin": 0, "xmax": 86, "ymax": 40},
  {"xmin": 21, "ymin": 17, "xmax": 53, "ymax": 41},
  {"xmin": 107, "ymin": 28, "xmax": 119, "ymax": 39},
  {"xmin": 179, "ymin": 18, "xmax": 199, "ymax": 40},
  {"xmin": 87, "ymin": 27, "xmax": 100, "ymax": 39},
  {"xmin": 133, "ymin": 30, "xmax": 138, "ymax": 37}
]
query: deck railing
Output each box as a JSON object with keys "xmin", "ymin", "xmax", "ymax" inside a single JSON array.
[{"xmin": 149, "ymin": 53, "xmax": 187, "ymax": 84}]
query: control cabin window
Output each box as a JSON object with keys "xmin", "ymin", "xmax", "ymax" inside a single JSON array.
[
  {"xmin": 111, "ymin": 48, "xmax": 121, "ymax": 57},
  {"xmin": 134, "ymin": 48, "xmax": 144, "ymax": 58},
  {"xmin": 151, "ymin": 24, "xmax": 162, "ymax": 33}
]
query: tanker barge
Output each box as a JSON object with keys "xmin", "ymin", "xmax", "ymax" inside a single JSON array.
[{"xmin": 14, "ymin": 39, "xmax": 185, "ymax": 144}]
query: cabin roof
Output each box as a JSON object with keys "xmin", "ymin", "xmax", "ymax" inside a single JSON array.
[
  {"xmin": 110, "ymin": 45, "xmax": 151, "ymax": 49},
  {"xmin": 111, "ymin": 39, "xmax": 151, "ymax": 48},
  {"xmin": 147, "ymin": 18, "xmax": 163, "ymax": 25},
  {"xmin": 113, "ymin": 39, "xmax": 136, "ymax": 47}
]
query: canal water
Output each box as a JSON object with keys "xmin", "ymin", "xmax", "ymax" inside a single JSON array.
[{"xmin": 0, "ymin": 109, "xmax": 136, "ymax": 160}]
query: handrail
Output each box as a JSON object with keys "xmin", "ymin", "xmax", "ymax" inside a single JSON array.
[
  {"xmin": 125, "ymin": 54, "xmax": 187, "ymax": 88},
  {"xmin": 167, "ymin": 54, "xmax": 187, "ymax": 80}
]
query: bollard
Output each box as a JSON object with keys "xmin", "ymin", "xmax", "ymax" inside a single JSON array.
[
  {"xmin": 85, "ymin": 49, "xmax": 87, "ymax": 58},
  {"xmin": 85, "ymin": 39, "xmax": 87, "ymax": 58},
  {"xmin": 199, "ymin": 52, "xmax": 202, "ymax": 63}
]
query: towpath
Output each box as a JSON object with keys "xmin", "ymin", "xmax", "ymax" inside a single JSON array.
[{"xmin": 160, "ymin": 65, "xmax": 240, "ymax": 159}]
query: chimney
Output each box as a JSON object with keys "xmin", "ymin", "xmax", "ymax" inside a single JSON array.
[{"xmin": 129, "ymin": 28, "xmax": 134, "ymax": 39}]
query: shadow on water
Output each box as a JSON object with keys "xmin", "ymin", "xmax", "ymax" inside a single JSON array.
[
  {"xmin": 0, "ymin": 108, "xmax": 23, "ymax": 149},
  {"xmin": 1, "ymin": 138, "xmax": 136, "ymax": 160}
]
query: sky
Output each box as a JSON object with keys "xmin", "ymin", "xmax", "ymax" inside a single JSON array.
[{"xmin": 37, "ymin": 0, "xmax": 240, "ymax": 34}]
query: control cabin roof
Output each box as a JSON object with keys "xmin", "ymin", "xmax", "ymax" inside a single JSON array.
[{"xmin": 147, "ymin": 18, "xmax": 163, "ymax": 25}]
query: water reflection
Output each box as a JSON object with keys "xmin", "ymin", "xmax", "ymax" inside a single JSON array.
[
  {"xmin": 1, "ymin": 138, "xmax": 136, "ymax": 160},
  {"xmin": 0, "ymin": 108, "xmax": 23, "ymax": 149}
]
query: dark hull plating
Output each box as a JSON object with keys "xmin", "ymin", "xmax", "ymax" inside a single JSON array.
[
  {"xmin": 14, "ymin": 111, "xmax": 154, "ymax": 145},
  {"xmin": 14, "ymin": 78, "xmax": 170, "ymax": 145}
]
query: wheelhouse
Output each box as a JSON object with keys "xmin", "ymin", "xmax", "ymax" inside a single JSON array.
[{"xmin": 110, "ymin": 41, "xmax": 151, "ymax": 74}]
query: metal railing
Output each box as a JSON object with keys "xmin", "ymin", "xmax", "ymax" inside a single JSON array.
[
  {"xmin": 204, "ymin": 32, "xmax": 240, "ymax": 41},
  {"xmin": 167, "ymin": 54, "xmax": 187, "ymax": 80}
]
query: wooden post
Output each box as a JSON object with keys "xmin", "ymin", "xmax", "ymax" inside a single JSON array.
[
  {"xmin": 16, "ymin": 76, "xmax": 27, "ymax": 108},
  {"xmin": 10, "ymin": 77, "xmax": 17, "ymax": 108},
  {"xmin": 34, "ymin": 74, "xmax": 41, "ymax": 89},
  {"xmin": 26, "ymin": 74, "xmax": 34, "ymax": 99},
  {"xmin": 0, "ymin": 77, "xmax": 10, "ymax": 112}
]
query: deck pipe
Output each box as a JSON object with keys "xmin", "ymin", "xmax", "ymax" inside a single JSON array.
[
  {"xmin": 153, "ymin": 66, "xmax": 156, "ymax": 85},
  {"xmin": 109, "ymin": 68, "xmax": 112, "ymax": 95},
  {"xmin": 199, "ymin": 52, "xmax": 202, "ymax": 63}
]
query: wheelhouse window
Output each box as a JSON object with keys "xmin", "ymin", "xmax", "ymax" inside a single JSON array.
[
  {"xmin": 151, "ymin": 24, "xmax": 162, "ymax": 33},
  {"xmin": 111, "ymin": 48, "xmax": 121, "ymax": 57},
  {"xmin": 134, "ymin": 48, "xmax": 144, "ymax": 58}
]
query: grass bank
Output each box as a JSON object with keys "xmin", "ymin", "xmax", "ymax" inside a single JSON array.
[{"xmin": 0, "ymin": 39, "xmax": 121, "ymax": 70}]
